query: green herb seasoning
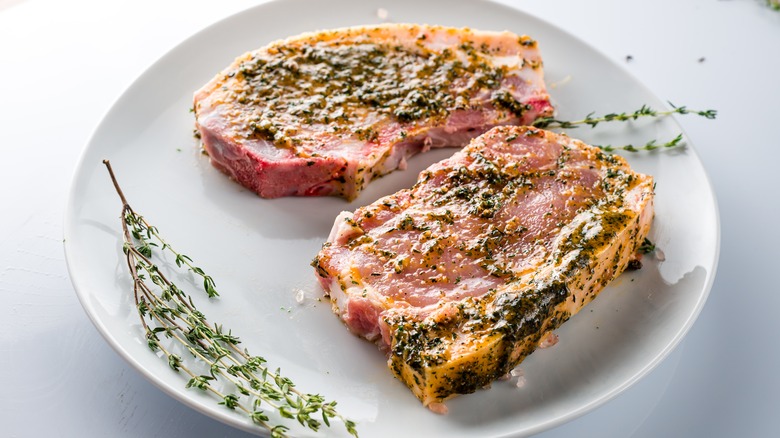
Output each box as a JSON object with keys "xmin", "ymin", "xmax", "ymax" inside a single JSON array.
[{"xmin": 218, "ymin": 31, "xmax": 524, "ymax": 148}]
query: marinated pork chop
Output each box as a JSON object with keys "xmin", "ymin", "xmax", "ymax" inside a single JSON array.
[
  {"xmin": 313, "ymin": 126, "xmax": 654, "ymax": 405},
  {"xmin": 194, "ymin": 24, "xmax": 553, "ymax": 200}
]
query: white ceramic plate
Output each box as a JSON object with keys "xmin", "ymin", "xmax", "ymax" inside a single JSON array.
[{"xmin": 64, "ymin": 0, "xmax": 719, "ymax": 436}]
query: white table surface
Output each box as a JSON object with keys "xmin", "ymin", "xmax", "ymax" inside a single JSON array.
[{"xmin": 2, "ymin": 0, "xmax": 778, "ymax": 436}]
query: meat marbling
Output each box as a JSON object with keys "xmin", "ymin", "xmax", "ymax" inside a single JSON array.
[
  {"xmin": 313, "ymin": 126, "xmax": 654, "ymax": 406},
  {"xmin": 193, "ymin": 24, "xmax": 553, "ymax": 200}
]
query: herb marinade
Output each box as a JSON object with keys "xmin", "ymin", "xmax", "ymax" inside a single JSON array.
[{"xmin": 215, "ymin": 30, "xmax": 539, "ymax": 149}]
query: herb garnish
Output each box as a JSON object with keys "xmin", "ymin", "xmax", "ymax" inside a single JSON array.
[
  {"xmin": 595, "ymin": 134, "xmax": 684, "ymax": 153},
  {"xmin": 532, "ymin": 103, "xmax": 716, "ymax": 130},
  {"xmin": 531, "ymin": 103, "xmax": 716, "ymax": 154},
  {"xmin": 103, "ymin": 160, "xmax": 358, "ymax": 438}
]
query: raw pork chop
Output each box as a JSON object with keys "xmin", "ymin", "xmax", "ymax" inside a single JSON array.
[
  {"xmin": 193, "ymin": 24, "xmax": 553, "ymax": 200},
  {"xmin": 313, "ymin": 126, "xmax": 654, "ymax": 405}
]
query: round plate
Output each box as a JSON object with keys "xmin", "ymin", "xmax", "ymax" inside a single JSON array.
[{"xmin": 64, "ymin": 0, "xmax": 719, "ymax": 436}]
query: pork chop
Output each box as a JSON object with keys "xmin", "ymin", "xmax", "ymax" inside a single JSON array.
[
  {"xmin": 193, "ymin": 24, "xmax": 554, "ymax": 200},
  {"xmin": 313, "ymin": 126, "xmax": 654, "ymax": 405}
]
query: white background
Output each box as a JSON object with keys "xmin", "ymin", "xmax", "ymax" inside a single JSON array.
[{"xmin": 1, "ymin": 0, "xmax": 778, "ymax": 436}]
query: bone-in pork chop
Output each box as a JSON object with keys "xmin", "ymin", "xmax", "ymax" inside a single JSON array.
[
  {"xmin": 193, "ymin": 24, "xmax": 553, "ymax": 200},
  {"xmin": 313, "ymin": 126, "xmax": 654, "ymax": 406}
]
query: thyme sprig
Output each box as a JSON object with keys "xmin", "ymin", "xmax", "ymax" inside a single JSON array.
[
  {"xmin": 532, "ymin": 103, "xmax": 717, "ymax": 130},
  {"xmin": 103, "ymin": 160, "xmax": 358, "ymax": 438},
  {"xmin": 595, "ymin": 134, "xmax": 684, "ymax": 153},
  {"xmin": 531, "ymin": 103, "xmax": 716, "ymax": 154}
]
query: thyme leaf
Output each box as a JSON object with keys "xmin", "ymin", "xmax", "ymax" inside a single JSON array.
[
  {"xmin": 103, "ymin": 160, "xmax": 358, "ymax": 438},
  {"xmin": 638, "ymin": 238, "xmax": 656, "ymax": 254}
]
